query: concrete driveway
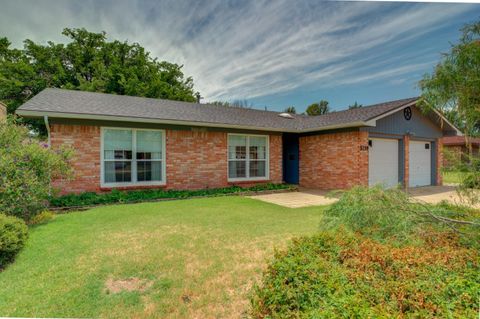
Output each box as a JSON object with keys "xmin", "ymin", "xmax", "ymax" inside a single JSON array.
[{"xmin": 249, "ymin": 186, "xmax": 479, "ymax": 208}]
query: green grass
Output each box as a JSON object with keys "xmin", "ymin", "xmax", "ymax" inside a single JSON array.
[
  {"xmin": 0, "ymin": 197, "xmax": 325, "ymax": 319},
  {"xmin": 443, "ymin": 170, "xmax": 465, "ymax": 184}
]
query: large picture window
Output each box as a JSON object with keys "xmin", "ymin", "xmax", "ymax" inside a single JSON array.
[
  {"xmin": 102, "ymin": 128, "xmax": 165, "ymax": 186},
  {"xmin": 228, "ymin": 134, "xmax": 268, "ymax": 181}
]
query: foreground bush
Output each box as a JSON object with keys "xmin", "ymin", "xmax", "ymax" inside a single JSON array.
[
  {"xmin": 0, "ymin": 118, "xmax": 72, "ymax": 221},
  {"xmin": 49, "ymin": 183, "xmax": 294, "ymax": 208},
  {"xmin": 323, "ymin": 186, "xmax": 480, "ymax": 246},
  {"xmin": 28, "ymin": 210, "xmax": 55, "ymax": 225},
  {"xmin": 0, "ymin": 213, "xmax": 28, "ymax": 269},
  {"xmin": 250, "ymin": 231, "xmax": 480, "ymax": 318},
  {"xmin": 251, "ymin": 186, "xmax": 480, "ymax": 318},
  {"xmin": 443, "ymin": 148, "xmax": 480, "ymax": 206}
]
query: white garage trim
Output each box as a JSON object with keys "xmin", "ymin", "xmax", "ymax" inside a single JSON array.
[
  {"xmin": 368, "ymin": 138, "xmax": 399, "ymax": 188},
  {"xmin": 409, "ymin": 140, "xmax": 432, "ymax": 187}
]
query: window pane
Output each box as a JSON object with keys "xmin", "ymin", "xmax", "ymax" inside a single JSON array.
[
  {"xmin": 228, "ymin": 135, "xmax": 247, "ymax": 159},
  {"xmin": 249, "ymin": 136, "xmax": 266, "ymax": 160},
  {"xmin": 104, "ymin": 129, "xmax": 132, "ymax": 160},
  {"xmin": 250, "ymin": 160, "xmax": 266, "ymax": 177},
  {"xmin": 137, "ymin": 161, "xmax": 162, "ymax": 182},
  {"xmin": 228, "ymin": 161, "xmax": 246, "ymax": 178},
  {"xmin": 137, "ymin": 131, "xmax": 162, "ymax": 160},
  {"xmin": 104, "ymin": 161, "xmax": 132, "ymax": 183}
]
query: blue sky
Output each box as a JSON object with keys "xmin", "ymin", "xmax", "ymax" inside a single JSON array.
[{"xmin": 1, "ymin": 0, "xmax": 479, "ymax": 112}]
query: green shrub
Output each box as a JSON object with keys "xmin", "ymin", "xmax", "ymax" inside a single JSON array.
[
  {"xmin": 323, "ymin": 186, "xmax": 480, "ymax": 245},
  {"xmin": 0, "ymin": 118, "xmax": 72, "ymax": 221},
  {"xmin": 250, "ymin": 231, "xmax": 480, "ymax": 318},
  {"xmin": 49, "ymin": 183, "xmax": 294, "ymax": 208},
  {"xmin": 28, "ymin": 210, "xmax": 55, "ymax": 225},
  {"xmin": 0, "ymin": 213, "xmax": 28, "ymax": 268}
]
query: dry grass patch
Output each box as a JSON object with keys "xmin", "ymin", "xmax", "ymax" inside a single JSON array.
[{"xmin": 105, "ymin": 277, "xmax": 154, "ymax": 294}]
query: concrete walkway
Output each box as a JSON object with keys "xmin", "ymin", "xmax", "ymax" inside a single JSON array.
[
  {"xmin": 249, "ymin": 188, "xmax": 339, "ymax": 208},
  {"xmin": 249, "ymin": 186, "xmax": 479, "ymax": 208}
]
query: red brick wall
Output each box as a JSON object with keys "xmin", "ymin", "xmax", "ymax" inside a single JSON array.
[
  {"xmin": 165, "ymin": 130, "xmax": 228, "ymax": 189},
  {"xmin": 50, "ymin": 124, "xmax": 282, "ymax": 194},
  {"xmin": 299, "ymin": 131, "xmax": 369, "ymax": 189},
  {"xmin": 50, "ymin": 124, "xmax": 101, "ymax": 193}
]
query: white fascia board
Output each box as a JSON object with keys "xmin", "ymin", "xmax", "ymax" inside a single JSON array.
[
  {"xmin": 16, "ymin": 109, "xmax": 374, "ymax": 133},
  {"xmin": 16, "ymin": 109, "xmax": 295, "ymax": 133},
  {"xmin": 430, "ymin": 108, "xmax": 463, "ymax": 136},
  {"xmin": 299, "ymin": 121, "xmax": 374, "ymax": 132}
]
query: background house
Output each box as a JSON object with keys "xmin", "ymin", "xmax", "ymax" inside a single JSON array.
[{"xmin": 442, "ymin": 136, "xmax": 480, "ymax": 167}]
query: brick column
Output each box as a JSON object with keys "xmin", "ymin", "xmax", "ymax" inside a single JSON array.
[
  {"xmin": 403, "ymin": 135, "xmax": 410, "ymax": 188},
  {"xmin": 358, "ymin": 131, "xmax": 369, "ymax": 186},
  {"xmin": 436, "ymin": 138, "xmax": 443, "ymax": 185}
]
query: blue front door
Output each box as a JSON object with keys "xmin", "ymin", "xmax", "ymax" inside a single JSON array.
[{"xmin": 283, "ymin": 134, "xmax": 299, "ymax": 184}]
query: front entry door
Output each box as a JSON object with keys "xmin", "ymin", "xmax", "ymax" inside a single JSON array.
[{"xmin": 283, "ymin": 134, "xmax": 299, "ymax": 184}]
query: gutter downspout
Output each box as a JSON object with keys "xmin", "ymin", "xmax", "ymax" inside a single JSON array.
[{"xmin": 44, "ymin": 115, "xmax": 51, "ymax": 147}]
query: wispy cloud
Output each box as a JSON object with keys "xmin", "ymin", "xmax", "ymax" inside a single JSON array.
[{"xmin": 0, "ymin": 0, "xmax": 477, "ymax": 105}]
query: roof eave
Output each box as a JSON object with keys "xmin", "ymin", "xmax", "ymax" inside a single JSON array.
[
  {"xmin": 298, "ymin": 121, "xmax": 374, "ymax": 133},
  {"xmin": 16, "ymin": 109, "xmax": 374, "ymax": 133},
  {"xmin": 15, "ymin": 109, "xmax": 298, "ymax": 133}
]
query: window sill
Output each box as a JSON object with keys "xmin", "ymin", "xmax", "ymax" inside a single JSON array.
[
  {"xmin": 228, "ymin": 178, "xmax": 270, "ymax": 184},
  {"xmin": 100, "ymin": 181, "xmax": 166, "ymax": 189}
]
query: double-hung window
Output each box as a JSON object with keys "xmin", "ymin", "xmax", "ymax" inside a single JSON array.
[
  {"xmin": 102, "ymin": 128, "xmax": 165, "ymax": 186},
  {"xmin": 228, "ymin": 134, "xmax": 268, "ymax": 181}
]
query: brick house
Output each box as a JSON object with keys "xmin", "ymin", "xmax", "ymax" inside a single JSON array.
[
  {"xmin": 16, "ymin": 89, "xmax": 460, "ymax": 194},
  {"xmin": 442, "ymin": 136, "xmax": 480, "ymax": 167}
]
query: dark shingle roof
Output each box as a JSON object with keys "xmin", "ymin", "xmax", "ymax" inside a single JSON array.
[{"xmin": 16, "ymin": 88, "xmax": 419, "ymax": 132}]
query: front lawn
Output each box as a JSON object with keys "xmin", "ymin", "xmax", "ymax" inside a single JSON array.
[{"xmin": 0, "ymin": 197, "xmax": 324, "ymax": 318}]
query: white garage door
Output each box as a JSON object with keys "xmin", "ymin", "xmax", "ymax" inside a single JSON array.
[
  {"xmin": 409, "ymin": 141, "xmax": 432, "ymax": 187},
  {"xmin": 368, "ymin": 138, "xmax": 399, "ymax": 188}
]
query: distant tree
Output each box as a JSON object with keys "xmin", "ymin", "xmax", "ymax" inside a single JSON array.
[
  {"xmin": 231, "ymin": 99, "xmax": 253, "ymax": 108},
  {"xmin": 0, "ymin": 28, "xmax": 200, "ymax": 133},
  {"xmin": 283, "ymin": 106, "xmax": 296, "ymax": 114},
  {"xmin": 306, "ymin": 100, "xmax": 329, "ymax": 116},
  {"xmin": 348, "ymin": 101, "xmax": 363, "ymax": 109},
  {"xmin": 209, "ymin": 99, "xmax": 252, "ymax": 108},
  {"xmin": 210, "ymin": 101, "xmax": 231, "ymax": 107}
]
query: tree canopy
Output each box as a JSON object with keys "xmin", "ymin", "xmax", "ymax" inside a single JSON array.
[
  {"xmin": 0, "ymin": 28, "xmax": 200, "ymax": 132},
  {"xmin": 419, "ymin": 20, "xmax": 480, "ymax": 141},
  {"xmin": 306, "ymin": 100, "xmax": 329, "ymax": 116},
  {"xmin": 348, "ymin": 101, "xmax": 363, "ymax": 109}
]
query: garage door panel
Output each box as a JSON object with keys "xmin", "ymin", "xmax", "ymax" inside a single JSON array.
[
  {"xmin": 369, "ymin": 138, "xmax": 399, "ymax": 188},
  {"xmin": 409, "ymin": 141, "xmax": 431, "ymax": 187}
]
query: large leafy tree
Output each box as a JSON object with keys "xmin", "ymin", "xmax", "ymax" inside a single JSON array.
[
  {"xmin": 419, "ymin": 20, "xmax": 480, "ymax": 155},
  {"xmin": 306, "ymin": 100, "xmax": 329, "ymax": 116},
  {"xmin": 0, "ymin": 28, "xmax": 200, "ymax": 132}
]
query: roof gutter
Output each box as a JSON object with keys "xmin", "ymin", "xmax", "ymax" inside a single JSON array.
[
  {"xmin": 16, "ymin": 109, "xmax": 374, "ymax": 133},
  {"xmin": 16, "ymin": 109, "xmax": 297, "ymax": 133}
]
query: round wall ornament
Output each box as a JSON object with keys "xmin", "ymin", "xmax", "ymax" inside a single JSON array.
[{"xmin": 404, "ymin": 107, "xmax": 412, "ymax": 120}]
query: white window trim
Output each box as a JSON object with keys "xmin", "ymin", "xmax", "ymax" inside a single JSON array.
[
  {"xmin": 227, "ymin": 133, "xmax": 270, "ymax": 182},
  {"xmin": 100, "ymin": 127, "xmax": 167, "ymax": 188}
]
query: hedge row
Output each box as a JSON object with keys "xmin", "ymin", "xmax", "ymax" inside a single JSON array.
[{"xmin": 49, "ymin": 183, "xmax": 295, "ymax": 208}]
